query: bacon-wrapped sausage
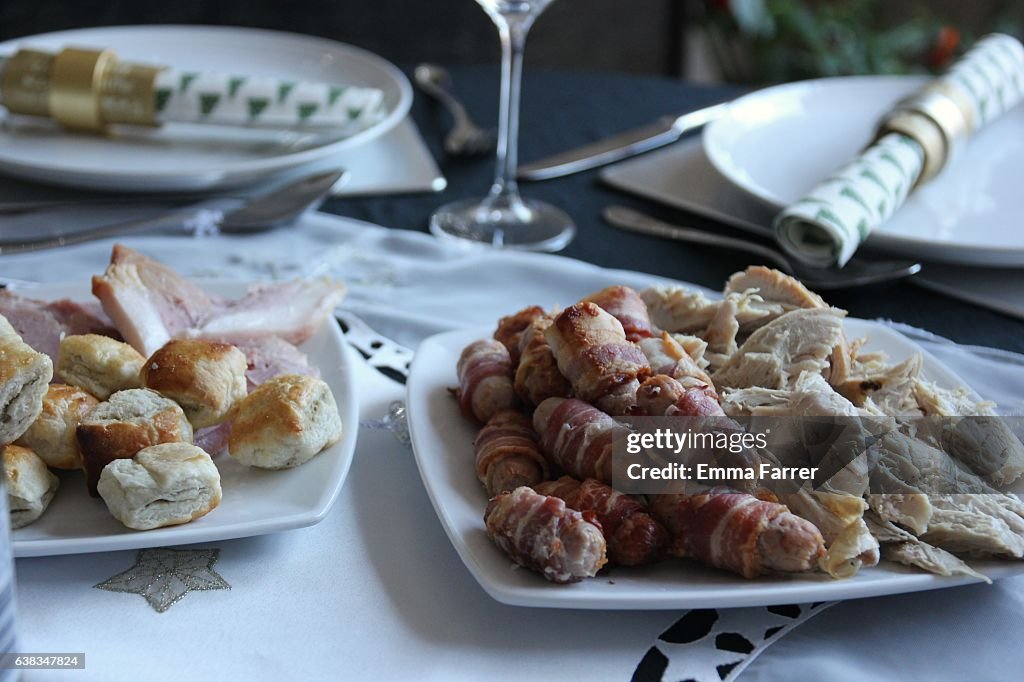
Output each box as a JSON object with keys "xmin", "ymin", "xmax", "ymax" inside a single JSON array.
[
  {"xmin": 514, "ymin": 314, "xmax": 571, "ymax": 407},
  {"xmin": 544, "ymin": 302, "xmax": 650, "ymax": 415},
  {"xmin": 533, "ymin": 397, "xmax": 628, "ymax": 484},
  {"xmin": 475, "ymin": 410, "xmax": 549, "ymax": 496},
  {"xmin": 581, "ymin": 285, "xmax": 654, "ymax": 342},
  {"xmin": 484, "ymin": 486, "xmax": 607, "ymax": 583},
  {"xmin": 535, "ymin": 476, "xmax": 668, "ymax": 566},
  {"xmin": 638, "ymin": 332, "xmax": 716, "ymax": 395},
  {"xmin": 650, "ymin": 488, "xmax": 825, "ymax": 578},
  {"xmin": 636, "ymin": 375, "xmax": 722, "ymax": 418},
  {"xmin": 494, "ymin": 306, "xmax": 546, "ymax": 365},
  {"xmin": 456, "ymin": 340, "xmax": 518, "ymax": 423}
]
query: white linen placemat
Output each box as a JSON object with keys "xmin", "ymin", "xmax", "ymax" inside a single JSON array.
[{"xmin": 4, "ymin": 212, "xmax": 1024, "ymax": 681}]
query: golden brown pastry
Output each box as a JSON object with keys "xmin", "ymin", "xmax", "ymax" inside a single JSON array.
[
  {"xmin": 16, "ymin": 384, "xmax": 99, "ymax": 470},
  {"xmin": 229, "ymin": 374, "xmax": 343, "ymax": 469},
  {"xmin": 57, "ymin": 333, "xmax": 145, "ymax": 400},
  {"xmin": 0, "ymin": 327, "xmax": 53, "ymax": 445},
  {"xmin": 4, "ymin": 444, "xmax": 59, "ymax": 528},
  {"xmin": 140, "ymin": 338, "xmax": 248, "ymax": 429},
  {"xmin": 77, "ymin": 388, "xmax": 193, "ymax": 496}
]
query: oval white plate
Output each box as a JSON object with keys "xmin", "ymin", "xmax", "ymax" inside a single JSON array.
[
  {"xmin": 12, "ymin": 280, "xmax": 359, "ymax": 557},
  {"xmin": 703, "ymin": 76, "xmax": 1024, "ymax": 266},
  {"xmin": 0, "ymin": 26, "xmax": 412, "ymax": 192},
  {"xmin": 407, "ymin": 319, "xmax": 1023, "ymax": 609}
]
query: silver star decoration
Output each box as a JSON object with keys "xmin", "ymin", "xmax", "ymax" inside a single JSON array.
[
  {"xmin": 361, "ymin": 400, "xmax": 411, "ymax": 448},
  {"xmin": 95, "ymin": 548, "xmax": 231, "ymax": 613}
]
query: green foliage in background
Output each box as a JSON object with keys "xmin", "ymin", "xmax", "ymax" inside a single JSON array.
[{"xmin": 703, "ymin": 0, "xmax": 1023, "ymax": 83}]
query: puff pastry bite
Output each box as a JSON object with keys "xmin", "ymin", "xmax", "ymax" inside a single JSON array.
[
  {"xmin": 98, "ymin": 442, "xmax": 222, "ymax": 530},
  {"xmin": 16, "ymin": 384, "xmax": 99, "ymax": 470},
  {"xmin": 77, "ymin": 388, "xmax": 193, "ymax": 496},
  {"xmin": 0, "ymin": 324, "xmax": 54, "ymax": 445},
  {"xmin": 4, "ymin": 444, "xmax": 59, "ymax": 528},
  {"xmin": 229, "ymin": 374, "xmax": 342, "ymax": 469},
  {"xmin": 141, "ymin": 339, "xmax": 248, "ymax": 429},
  {"xmin": 57, "ymin": 333, "xmax": 145, "ymax": 400}
]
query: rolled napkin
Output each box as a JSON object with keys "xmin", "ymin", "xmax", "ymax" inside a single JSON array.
[
  {"xmin": 775, "ymin": 33, "xmax": 1024, "ymax": 268},
  {"xmin": 0, "ymin": 46, "xmax": 386, "ymax": 134}
]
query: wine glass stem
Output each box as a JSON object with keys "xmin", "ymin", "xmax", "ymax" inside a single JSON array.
[{"xmin": 489, "ymin": 14, "xmax": 532, "ymax": 204}]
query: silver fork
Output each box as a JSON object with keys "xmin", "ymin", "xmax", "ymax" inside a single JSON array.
[{"xmin": 414, "ymin": 64, "xmax": 495, "ymax": 156}]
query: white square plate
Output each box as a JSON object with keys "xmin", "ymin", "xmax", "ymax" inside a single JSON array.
[
  {"xmin": 12, "ymin": 281, "xmax": 359, "ymax": 557},
  {"xmin": 406, "ymin": 319, "xmax": 1024, "ymax": 609}
]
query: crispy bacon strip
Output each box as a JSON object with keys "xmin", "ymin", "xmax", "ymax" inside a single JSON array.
[
  {"xmin": 494, "ymin": 306, "xmax": 546, "ymax": 365},
  {"xmin": 456, "ymin": 340, "xmax": 518, "ymax": 423},
  {"xmin": 514, "ymin": 314, "xmax": 570, "ymax": 407},
  {"xmin": 636, "ymin": 375, "xmax": 722, "ymax": 417},
  {"xmin": 533, "ymin": 397, "xmax": 627, "ymax": 484},
  {"xmin": 650, "ymin": 488, "xmax": 825, "ymax": 578},
  {"xmin": 484, "ymin": 486, "xmax": 607, "ymax": 583},
  {"xmin": 545, "ymin": 302, "xmax": 649, "ymax": 415},
  {"xmin": 475, "ymin": 410, "xmax": 550, "ymax": 496},
  {"xmin": 581, "ymin": 286, "xmax": 654, "ymax": 342},
  {"xmin": 536, "ymin": 476, "xmax": 668, "ymax": 566}
]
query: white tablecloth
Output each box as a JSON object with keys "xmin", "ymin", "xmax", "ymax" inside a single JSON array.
[{"xmin": 5, "ymin": 213, "xmax": 1024, "ymax": 681}]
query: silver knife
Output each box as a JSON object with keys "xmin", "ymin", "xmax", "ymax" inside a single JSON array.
[{"xmin": 518, "ymin": 102, "xmax": 730, "ymax": 181}]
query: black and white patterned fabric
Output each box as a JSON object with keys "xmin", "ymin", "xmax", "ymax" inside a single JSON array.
[{"xmin": 632, "ymin": 602, "xmax": 833, "ymax": 682}]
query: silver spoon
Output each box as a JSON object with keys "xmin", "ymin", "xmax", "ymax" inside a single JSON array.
[
  {"xmin": 603, "ymin": 206, "xmax": 921, "ymax": 290},
  {"xmin": 414, "ymin": 63, "xmax": 495, "ymax": 156},
  {"xmin": 0, "ymin": 169, "xmax": 346, "ymax": 255}
]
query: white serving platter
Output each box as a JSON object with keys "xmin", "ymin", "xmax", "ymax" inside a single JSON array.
[{"xmin": 406, "ymin": 319, "xmax": 1024, "ymax": 609}]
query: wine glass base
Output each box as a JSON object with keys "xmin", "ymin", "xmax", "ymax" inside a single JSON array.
[{"xmin": 429, "ymin": 196, "xmax": 576, "ymax": 252}]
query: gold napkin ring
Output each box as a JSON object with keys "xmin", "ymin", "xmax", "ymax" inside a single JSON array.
[
  {"xmin": 874, "ymin": 83, "xmax": 973, "ymax": 188},
  {"xmin": 50, "ymin": 47, "xmax": 115, "ymax": 131}
]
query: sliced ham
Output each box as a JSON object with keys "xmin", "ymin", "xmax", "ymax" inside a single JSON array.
[{"xmin": 0, "ymin": 291, "xmax": 119, "ymax": 362}]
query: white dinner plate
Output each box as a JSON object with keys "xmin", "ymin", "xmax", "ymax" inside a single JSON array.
[
  {"xmin": 407, "ymin": 318, "xmax": 1024, "ymax": 609},
  {"xmin": 0, "ymin": 26, "xmax": 412, "ymax": 192},
  {"xmin": 702, "ymin": 76, "xmax": 1024, "ymax": 266},
  {"xmin": 12, "ymin": 281, "xmax": 359, "ymax": 557}
]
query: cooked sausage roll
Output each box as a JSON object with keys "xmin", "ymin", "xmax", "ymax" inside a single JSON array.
[
  {"xmin": 141, "ymin": 338, "xmax": 248, "ymax": 429},
  {"xmin": 535, "ymin": 476, "xmax": 668, "ymax": 566},
  {"xmin": 456, "ymin": 340, "xmax": 518, "ymax": 423},
  {"xmin": 484, "ymin": 486, "xmax": 607, "ymax": 583},
  {"xmin": 98, "ymin": 442, "xmax": 222, "ymax": 530},
  {"xmin": 57, "ymin": 333, "xmax": 145, "ymax": 400},
  {"xmin": 494, "ymin": 306, "xmax": 546, "ymax": 365},
  {"xmin": 229, "ymin": 374, "xmax": 343, "ymax": 469},
  {"xmin": 514, "ymin": 314, "xmax": 570, "ymax": 407},
  {"xmin": 0, "ymin": 328, "xmax": 54, "ymax": 445},
  {"xmin": 636, "ymin": 375, "xmax": 723, "ymax": 418},
  {"xmin": 544, "ymin": 303, "xmax": 650, "ymax": 415},
  {"xmin": 475, "ymin": 410, "xmax": 549, "ymax": 496},
  {"xmin": 650, "ymin": 488, "xmax": 826, "ymax": 578},
  {"xmin": 580, "ymin": 285, "xmax": 655, "ymax": 343},
  {"xmin": 77, "ymin": 388, "xmax": 193, "ymax": 496},
  {"xmin": 4, "ymin": 444, "xmax": 59, "ymax": 528},
  {"xmin": 16, "ymin": 384, "xmax": 99, "ymax": 470},
  {"xmin": 532, "ymin": 397, "xmax": 628, "ymax": 485}
]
